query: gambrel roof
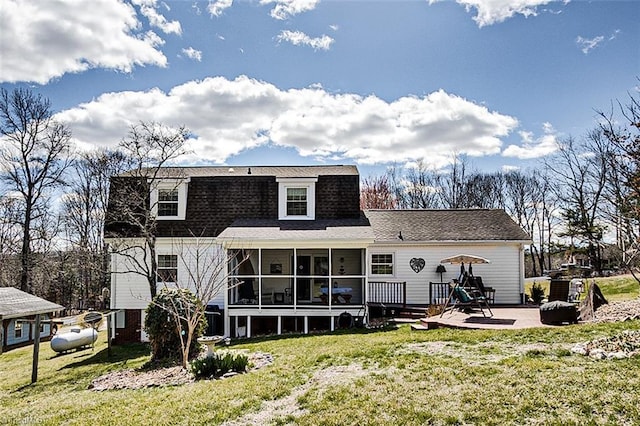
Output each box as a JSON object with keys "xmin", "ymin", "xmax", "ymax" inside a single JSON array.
[
  {"xmin": 364, "ymin": 209, "xmax": 531, "ymax": 243},
  {"xmin": 106, "ymin": 165, "xmax": 361, "ymax": 239},
  {"xmin": 0, "ymin": 287, "xmax": 64, "ymax": 320}
]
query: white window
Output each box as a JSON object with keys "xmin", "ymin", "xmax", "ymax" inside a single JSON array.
[
  {"xmin": 157, "ymin": 254, "xmax": 178, "ymax": 283},
  {"xmin": 14, "ymin": 321, "xmax": 23, "ymax": 338},
  {"xmin": 151, "ymin": 179, "xmax": 189, "ymax": 220},
  {"xmin": 277, "ymin": 178, "xmax": 317, "ymax": 220},
  {"xmin": 286, "ymin": 187, "xmax": 308, "ymax": 216},
  {"xmin": 158, "ymin": 189, "xmax": 179, "ymax": 216},
  {"xmin": 371, "ymin": 253, "xmax": 394, "ymax": 276}
]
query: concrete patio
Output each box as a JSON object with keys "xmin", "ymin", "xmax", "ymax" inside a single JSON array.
[{"xmin": 411, "ymin": 306, "xmax": 552, "ymax": 331}]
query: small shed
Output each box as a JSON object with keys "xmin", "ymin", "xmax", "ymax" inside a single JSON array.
[{"xmin": 0, "ymin": 287, "xmax": 64, "ymax": 353}]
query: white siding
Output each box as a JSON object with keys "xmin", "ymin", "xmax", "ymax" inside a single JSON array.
[
  {"xmin": 111, "ymin": 248, "xmax": 152, "ymax": 310},
  {"xmin": 110, "ymin": 238, "xmax": 227, "ymax": 310},
  {"xmin": 369, "ymin": 242, "xmax": 524, "ymax": 305}
]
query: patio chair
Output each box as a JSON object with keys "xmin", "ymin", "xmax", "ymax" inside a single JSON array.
[
  {"xmin": 440, "ymin": 282, "xmax": 493, "ymax": 318},
  {"xmin": 470, "ymin": 276, "xmax": 495, "ymax": 305}
]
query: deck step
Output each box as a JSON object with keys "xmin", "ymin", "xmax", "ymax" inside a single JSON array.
[
  {"xmin": 398, "ymin": 310, "xmax": 425, "ymax": 319},
  {"xmin": 411, "ymin": 320, "xmax": 439, "ymax": 330}
]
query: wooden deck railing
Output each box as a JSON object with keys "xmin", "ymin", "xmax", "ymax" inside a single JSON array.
[
  {"xmin": 429, "ymin": 282, "xmax": 451, "ymax": 305},
  {"xmin": 368, "ymin": 281, "xmax": 406, "ymax": 307}
]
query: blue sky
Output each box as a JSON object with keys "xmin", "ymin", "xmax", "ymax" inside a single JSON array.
[{"xmin": 1, "ymin": 0, "xmax": 638, "ymax": 177}]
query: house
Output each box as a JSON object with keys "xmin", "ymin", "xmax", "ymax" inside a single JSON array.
[
  {"xmin": 364, "ymin": 209, "xmax": 530, "ymax": 306},
  {"xmin": 105, "ymin": 165, "xmax": 530, "ymax": 342},
  {"xmin": 0, "ymin": 287, "xmax": 64, "ymax": 353}
]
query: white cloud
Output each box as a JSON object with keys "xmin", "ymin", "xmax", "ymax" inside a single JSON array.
[
  {"xmin": 208, "ymin": 0, "xmax": 233, "ymax": 17},
  {"xmin": 56, "ymin": 76, "xmax": 518, "ymax": 167},
  {"xmin": 277, "ymin": 30, "xmax": 334, "ymax": 51},
  {"xmin": 181, "ymin": 47, "xmax": 202, "ymax": 61},
  {"xmin": 501, "ymin": 165, "xmax": 520, "ymax": 172},
  {"xmin": 502, "ymin": 122, "xmax": 559, "ymax": 159},
  {"xmin": 261, "ymin": 0, "xmax": 320, "ymax": 20},
  {"xmin": 609, "ymin": 29, "xmax": 621, "ymax": 41},
  {"xmin": 132, "ymin": 0, "xmax": 182, "ymax": 35},
  {"xmin": 0, "ymin": 0, "xmax": 167, "ymax": 84},
  {"xmin": 429, "ymin": 0, "xmax": 558, "ymax": 27},
  {"xmin": 576, "ymin": 35, "xmax": 604, "ymax": 54}
]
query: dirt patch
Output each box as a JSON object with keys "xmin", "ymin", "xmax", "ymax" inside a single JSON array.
[
  {"xmin": 397, "ymin": 341, "xmax": 571, "ymax": 364},
  {"xmin": 222, "ymin": 364, "xmax": 373, "ymax": 426},
  {"xmin": 89, "ymin": 351, "xmax": 273, "ymax": 391},
  {"xmin": 89, "ymin": 366, "xmax": 193, "ymax": 391}
]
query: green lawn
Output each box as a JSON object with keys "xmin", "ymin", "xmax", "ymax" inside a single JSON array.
[
  {"xmin": 525, "ymin": 273, "xmax": 640, "ymax": 302},
  {"xmin": 2, "ymin": 317, "xmax": 640, "ymax": 425}
]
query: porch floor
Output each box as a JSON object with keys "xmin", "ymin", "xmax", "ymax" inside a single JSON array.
[{"xmin": 411, "ymin": 306, "xmax": 550, "ymax": 331}]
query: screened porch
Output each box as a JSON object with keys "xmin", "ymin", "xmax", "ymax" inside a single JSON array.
[{"xmin": 227, "ymin": 248, "xmax": 366, "ymax": 309}]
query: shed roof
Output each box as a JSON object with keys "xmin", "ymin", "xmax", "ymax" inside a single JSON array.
[
  {"xmin": 0, "ymin": 287, "xmax": 64, "ymax": 320},
  {"xmin": 364, "ymin": 209, "xmax": 531, "ymax": 242}
]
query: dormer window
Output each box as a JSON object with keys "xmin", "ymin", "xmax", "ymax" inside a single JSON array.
[
  {"xmin": 286, "ymin": 188, "xmax": 308, "ymax": 216},
  {"xmin": 158, "ymin": 189, "xmax": 179, "ymax": 216},
  {"xmin": 277, "ymin": 177, "xmax": 317, "ymax": 220},
  {"xmin": 151, "ymin": 178, "xmax": 189, "ymax": 220}
]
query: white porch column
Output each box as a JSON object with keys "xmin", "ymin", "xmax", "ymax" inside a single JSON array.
[
  {"xmin": 277, "ymin": 316, "xmax": 282, "ymax": 335},
  {"xmin": 224, "ymin": 315, "xmax": 230, "ymax": 338},
  {"xmin": 304, "ymin": 316, "xmax": 308, "ymax": 334},
  {"xmin": 247, "ymin": 315, "xmax": 252, "ymax": 338}
]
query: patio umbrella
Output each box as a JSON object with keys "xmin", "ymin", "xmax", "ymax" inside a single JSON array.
[
  {"xmin": 441, "ymin": 254, "xmax": 490, "ymax": 280},
  {"xmin": 440, "ymin": 254, "xmax": 491, "ymax": 265}
]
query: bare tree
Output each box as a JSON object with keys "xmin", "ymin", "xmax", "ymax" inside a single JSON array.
[
  {"xmin": 106, "ymin": 121, "xmax": 189, "ymax": 299},
  {"xmin": 597, "ymin": 86, "xmax": 640, "ymax": 281},
  {"xmin": 0, "ymin": 195, "xmax": 21, "ymax": 254},
  {"xmin": 62, "ymin": 149, "xmax": 135, "ymax": 307},
  {"xmin": 0, "ymin": 88, "xmax": 71, "ymax": 292},
  {"xmin": 503, "ymin": 169, "xmax": 560, "ymax": 276},
  {"xmin": 384, "ymin": 164, "xmax": 408, "ymax": 209},
  {"xmin": 403, "ymin": 160, "xmax": 440, "ymax": 208},
  {"xmin": 545, "ymin": 132, "xmax": 612, "ymax": 274},
  {"xmin": 147, "ymin": 237, "xmax": 250, "ymax": 368},
  {"xmin": 0, "ymin": 195, "xmax": 21, "ymax": 286},
  {"xmin": 360, "ymin": 175, "xmax": 397, "ymax": 209},
  {"xmin": 465, "ymin": 172, "xmax": 506, "ymax": 209},
  {"xmin": 436, "ymin": 154, "xmax": 471, "ymax": 209}
]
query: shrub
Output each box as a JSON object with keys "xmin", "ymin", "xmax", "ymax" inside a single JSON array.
[
  {"xmin": 190, "ymin": 351, "xmax": 250, "ymax": 379},
  {"xmin": 530, "ymin": 282, "xmax": 545, "ymax": 305},
  {"xmin": 145, "ymin": 288, "xmax": 206, "ymax": 363}
]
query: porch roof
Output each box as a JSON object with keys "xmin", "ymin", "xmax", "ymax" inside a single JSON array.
[
  {"xmin": 0, "ymin": 287, "xmax": 64, "ymax": 320},
  {"xmin": 217, "ymin": 218, "xmax": 374, "ymax": 247}
]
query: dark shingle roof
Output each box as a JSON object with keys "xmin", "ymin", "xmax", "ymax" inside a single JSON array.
[
  {"xmin": 364, "ymin": 209, "xmax": 531, "ymax": 242},
  {"xmin": 120, "ymin": 165, "xmax": 359, "ymax": 178},
  {"xmin": 0, "ymin": 287, "xmax": 64, "ymax": 319},
  {"xmin": 106, "ymin": 167, "xmax": 362, "ymax": 239}
]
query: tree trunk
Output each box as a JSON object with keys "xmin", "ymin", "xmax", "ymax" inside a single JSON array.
[
  {"xmin": 148, "ymin": 237, "xmax": 158, "ymax": 299},
  {"xmin": 20, "ymin": 206, "xmax": 32, "ymax": 292}
]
